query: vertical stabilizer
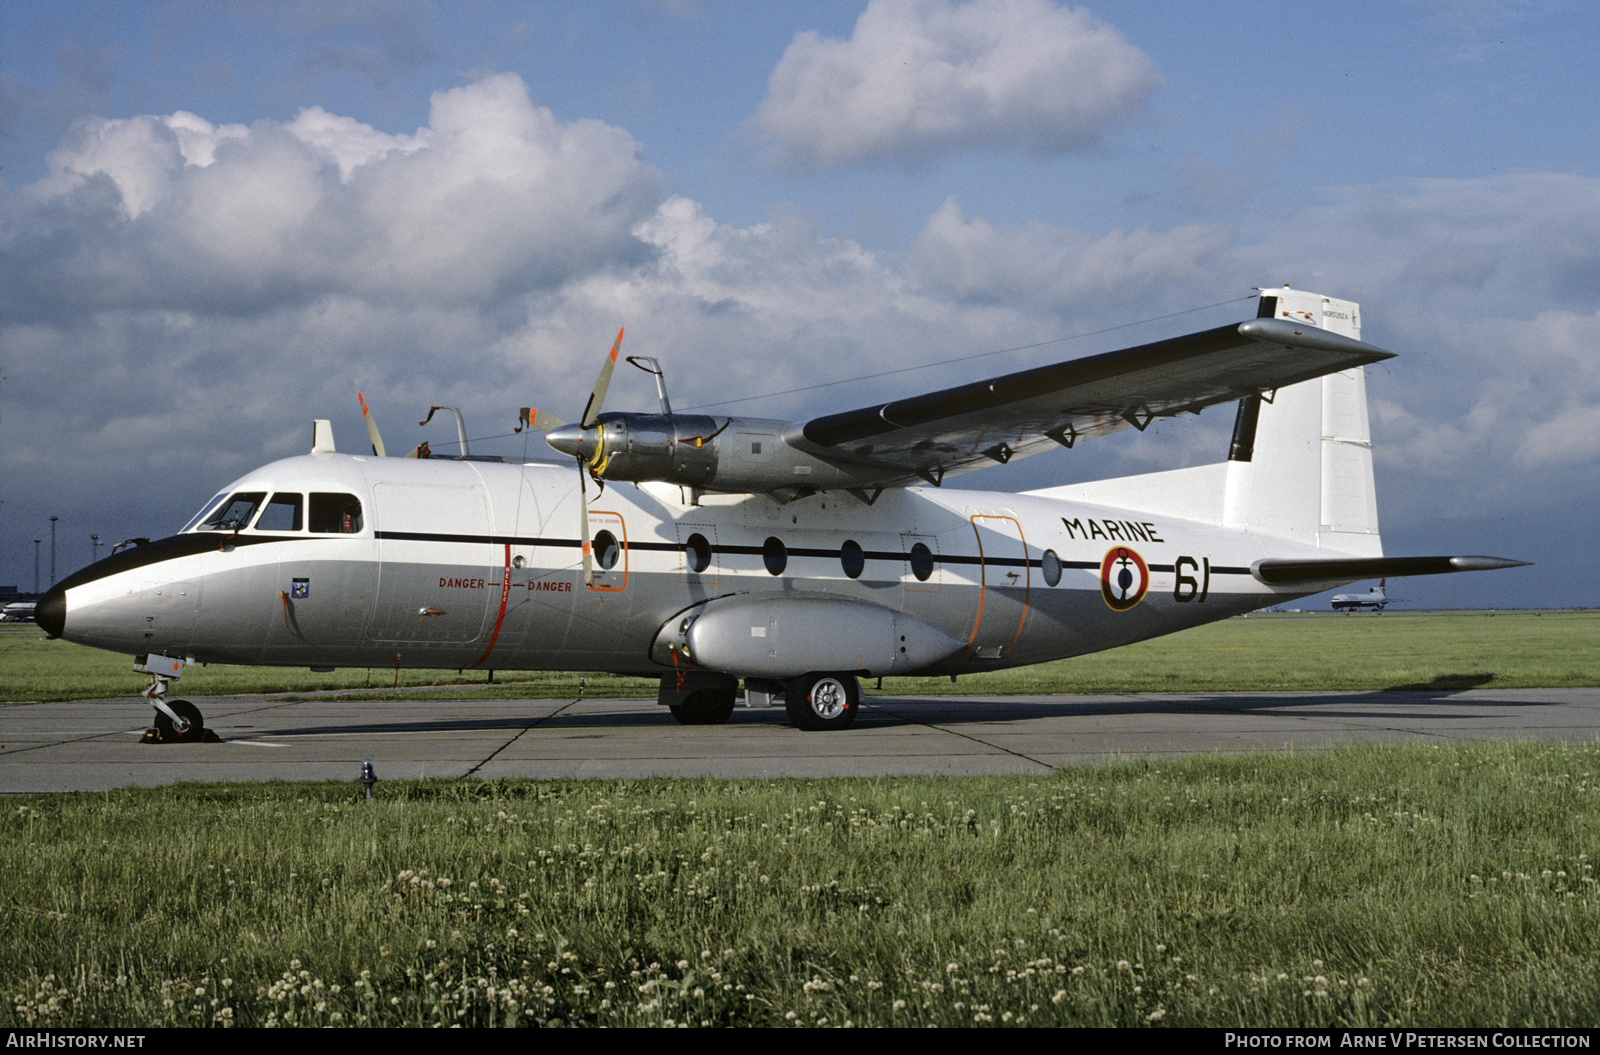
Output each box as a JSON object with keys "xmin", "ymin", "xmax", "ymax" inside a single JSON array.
[{"xmin": 1223, "ymin": 287, "xmax": 1381, "ymax": 555}]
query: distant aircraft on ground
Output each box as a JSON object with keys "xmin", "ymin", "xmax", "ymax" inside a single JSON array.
[
  {"xmin": 1, "ymin": 601, "xmax": 36, "ymax": 623},
  {"xmin": 37, "ymin": 286, "xmax": 1528, "ymax": 741},
  {"xmin": 1331, "ymin": 579, "xmax": 1400, "ymax": 612}
]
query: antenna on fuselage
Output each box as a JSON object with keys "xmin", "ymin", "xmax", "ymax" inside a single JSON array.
[
  {"xmin": 419, "ymin": 406, "xmax": 470, "ymax": 457},
  {"xmin": 311, "ymin": 419, "xmax": 337, "ymax": 454}
]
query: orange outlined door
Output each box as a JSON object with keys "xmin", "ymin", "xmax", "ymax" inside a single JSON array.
[
  {"xmin": 586, "ymin": 510, "xmax": 628, "ymax": 592},
  {"xmin": 968, "ymin": 514, "xmax": 1030, "ymax": 658}
]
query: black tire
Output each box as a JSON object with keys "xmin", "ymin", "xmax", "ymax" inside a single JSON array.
[
  {"xmin": 669, "ymin": 689, "xmax": 736, "ymax": 726},
  {"xmin": 784, "ymin": 672, "xmax": 859, "ymax": 731},
  {"xmin": 154, "ymin": 699, "xmax": 205, "ymax": 743}
]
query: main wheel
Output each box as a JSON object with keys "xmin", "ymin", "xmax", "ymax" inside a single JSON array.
[
  {"xmin": 153, "ymin": 699, "xmax": 206, "ymax": 743},
  {"xmin": 669, "ymin": 689, "xmax": 736, "ymax": 726},
  {"xmin": 784, "ymin": 672, "xmax": 859, "ymax": 731}
]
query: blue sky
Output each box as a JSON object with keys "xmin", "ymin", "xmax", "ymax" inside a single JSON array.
[{"xmin": 2, "ymin": 0, "xmax": 1596, "ymax": 608}]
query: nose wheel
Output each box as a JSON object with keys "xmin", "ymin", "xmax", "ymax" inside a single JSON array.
[
  {"xmin": 136, "ymin": 655, "xmax": 216, "ymax": 743},
  {"xmin": 151, "ymin": 699, "xmax": 206, "ymax": 743}
]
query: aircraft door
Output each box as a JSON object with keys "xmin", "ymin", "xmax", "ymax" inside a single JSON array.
[
  {"xmin": 968, "ymin": 514, "xmax": 1031, "ymax": 659},
  {"xmin": 367, "ymin": 483, "xmax": 492, "ymax": 644},
  {"xmin": 552, "ymin": 509, "xmax": 634, "ymax": 664},
  {"xmin": 586, "ymin": 510, "xmax": 629, "ymax": 592}
]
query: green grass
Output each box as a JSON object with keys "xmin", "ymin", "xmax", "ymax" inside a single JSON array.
[
  {"xmin": 3, "ymin": 609, "xmax": 1596, "ymax": 704},
  {"xmin": 4, "ymin": 740, "xmax": 1599, "ymax": 1027}
]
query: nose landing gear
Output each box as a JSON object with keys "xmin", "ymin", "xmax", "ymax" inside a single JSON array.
[{"xmin": 135, "ymin": 654, "xmax": 217, "ymax": 744}]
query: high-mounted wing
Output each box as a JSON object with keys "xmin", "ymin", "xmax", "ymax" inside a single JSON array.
[
  {"xmin": 783, "ymin": 318, "xmax": 1395, "ymax": 487},
  {"xmin": 523, "ymin": 315, "xmax": 1397, "ymax": 497}
]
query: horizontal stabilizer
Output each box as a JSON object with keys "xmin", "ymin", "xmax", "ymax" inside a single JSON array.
[{"xmin": 1252, "ymin": 555, "xmax": 1530, "ymax": 586}]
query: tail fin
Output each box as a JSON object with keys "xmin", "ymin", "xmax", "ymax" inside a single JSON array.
[{"xmin": 1221, "ymin": 287, "xmax": 1380, "ymax": 556}]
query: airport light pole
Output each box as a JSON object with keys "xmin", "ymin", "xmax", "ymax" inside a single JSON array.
[
  {"xmin": 33, "ymin": 539, "xmax": 41, "ymax": 594},
  {"xmin": 91, "ymin": 534, "xmax": 101, "ymax": 564},
  {"xmin": 49, "ymin": 516, "xmax": 58, "ymax": 587}
]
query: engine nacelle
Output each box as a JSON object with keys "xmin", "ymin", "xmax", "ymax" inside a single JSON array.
[{"xmin": 578, "ymin": 412, "xmax": 880, "ymax": 495}]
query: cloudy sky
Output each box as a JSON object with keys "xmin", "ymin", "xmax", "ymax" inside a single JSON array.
[{"xmin": 2, "ymin": 0, "xmax": 1595, "ymax": 609}]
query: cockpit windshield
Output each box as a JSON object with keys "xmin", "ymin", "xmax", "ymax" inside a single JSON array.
[
  {"xmin": 194, "ymin": 491, "xmax": 266, "ymax": 532},
  {"xmin": 182, "ymin": 488, "xmax": 364, "ymax": 534},
  {"xmin": 181, "ymin": 492, "xmax": 229, "ymax": 533}
]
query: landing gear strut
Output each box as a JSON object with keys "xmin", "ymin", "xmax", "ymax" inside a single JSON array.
[{"xmin": 136, "ymin": 654, "xmax": 212, "ymax": 744}]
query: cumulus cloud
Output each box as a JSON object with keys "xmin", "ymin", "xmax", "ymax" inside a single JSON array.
[
  {"xmin": 750, "ymin": 0, "xmax": 1159, "ymax": 170},
  {"xmin": 3, "ymin": 74, "xmax": 661, "ymax": 320}
]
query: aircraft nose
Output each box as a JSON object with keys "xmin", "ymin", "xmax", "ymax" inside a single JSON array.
[
  {"xmin": 544, "ymin": 424, "xmax": 591, "ymax": 459},
  {"xmin": 36, "ymin": 584, "xmax": 66, "ymax": 639}
]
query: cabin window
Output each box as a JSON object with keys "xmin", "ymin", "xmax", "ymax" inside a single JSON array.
[
  {"xmin": 684, "ymin": 533, "xmax": 712, "ymax": 573},
  {"xmin": 1041, "ymin": 549, "xmax": 1062, "ymax": 587},
  {"xmin": 840, "ymin": 539, "xmax": 865, "ymax": 579},
  {"xmin": 255, "ymin": 493, "xmax": 304, "ymax": 532},
  {"xmin": 309, "ymin": 493, "xmax": 364, "ymax": 534},
  {"xmin": 197, "ymin": 492, "xmax": 266, "ymax": 532},
  {"xmin": 909, "ymin": 542, "xmax": 935, "ymax": 582},
  {"xmin": 593, "ymin": 530, "xmax": 621, "ymax": 570},
  {"xmin": 763, "ymin": 536, "xmax": 788, "ymax": 576}
]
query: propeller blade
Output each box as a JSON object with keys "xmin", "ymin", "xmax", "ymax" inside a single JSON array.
[
  {"xmin": 579, "ymin": 326, "xmax": 624, "ymax": 428},
  {"xmin": 577, "ymin": 458, "xmax": 593, "ymax": 587},
  {"xmin": 516, "ymin": 407, "xmax": 567, "ymax": 433},
  {"xmin": 358, "ymin": 393, "xmax": 386, "ymax": 457}
]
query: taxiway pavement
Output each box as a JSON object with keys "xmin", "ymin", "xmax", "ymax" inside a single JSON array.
[{"xmin": 3, "ymin": 688, "xmax": 1598, "ymax": 793}]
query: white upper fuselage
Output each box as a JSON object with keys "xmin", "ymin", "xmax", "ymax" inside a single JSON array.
[{"xmin": 52, "ymin": 452, "xmax": 1336, "ymax": 677}]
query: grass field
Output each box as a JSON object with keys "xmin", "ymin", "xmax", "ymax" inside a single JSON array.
[
  {"xmin": 4, "ymin": 741, "xmax": 1598, "ymax": 1028},
  {"xmin": 3, "ymin": 612, "xmax": 1596, "ymax": 1028},
  {"xmin": 2, "ymin": 609, "xmax": 1595, "ymax": 704}
]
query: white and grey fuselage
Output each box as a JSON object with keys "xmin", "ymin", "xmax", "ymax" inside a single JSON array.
[{"xmin": 42, "ymin": 451, "xmax": 1332, "ymax": 681}]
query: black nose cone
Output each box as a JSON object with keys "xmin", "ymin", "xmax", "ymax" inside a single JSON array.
[{"xmin": 36, "ymin": 585, "xmax": 65, "ymax": 639}]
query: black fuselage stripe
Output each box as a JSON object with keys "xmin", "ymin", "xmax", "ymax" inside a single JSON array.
[
  {"xmin": 60, "ymin": 530, "xmax": 1253, "ymax": 595},
  {"xmin": 373, "ymin": 530, "xmax": 1237, "ymax": 571}
]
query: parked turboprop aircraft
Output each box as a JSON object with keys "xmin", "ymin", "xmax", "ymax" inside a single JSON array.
[{"xmin": 37, "ymin": 287, "xmax": 1527, "ymax": 741}]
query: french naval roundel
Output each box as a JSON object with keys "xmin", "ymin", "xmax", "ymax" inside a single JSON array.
[{"xmin": 1099, "ymin": 546, "xmax": 1150, "ymax": 611}]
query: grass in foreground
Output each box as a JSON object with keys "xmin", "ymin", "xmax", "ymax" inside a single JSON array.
[
  {"xmin": 4, "ymin": 740, "xmax": 1598, "ymax": 1027},
  {"xmin": 2, "ymin": 609, "xmax": 1596, "ymax": 704}
]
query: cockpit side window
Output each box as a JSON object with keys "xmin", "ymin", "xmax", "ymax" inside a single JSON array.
[
  {"xmin": 255, "ymin": 493, "xmax": 304, "ymax": 532},
  {"xmin": 309, "ymin": 493, "xmax": 364, "ymax": 534},
  {"xmin": 197, "ymin": 491, "xmax": 266, "ymax": 532}
]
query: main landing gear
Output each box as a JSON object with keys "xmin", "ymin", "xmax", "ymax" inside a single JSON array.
[
  {"xmin": 784, "ymin": 672, "xmax": 860, "ymax": 732},
  {"xmin": 669, "ymin": 688, "xmax": 738, "ymax": 726},
  {"xmin": 135, "ymin": 654, "xmax": 216, "ymax": 744},
  {"xmin": 659, "ymin": 670, "xmax": 861, "ymax": 730}
]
